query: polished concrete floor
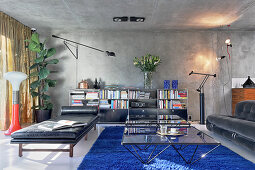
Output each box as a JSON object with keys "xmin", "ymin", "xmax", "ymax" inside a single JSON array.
[{"xmin": 0, "ymin": 124, "xmax": 254, "ymax": 170}]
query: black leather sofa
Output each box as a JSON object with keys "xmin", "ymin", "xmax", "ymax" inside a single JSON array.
[
  {"xmin": 11, "ymin": 106, "xmax": 99, "ymax": 157},
  {"xmin": 206, "ymin": 100, "xmax": 255, "ymax": 151}
]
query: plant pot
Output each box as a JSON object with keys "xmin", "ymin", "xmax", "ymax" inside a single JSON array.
[
  {"xmin": 35, "ymin": 109, "xmax": 52, "ymax": 123},
  {"xmin": 144, "ymin": 72, "xmax": 153, "ymax": 89}
]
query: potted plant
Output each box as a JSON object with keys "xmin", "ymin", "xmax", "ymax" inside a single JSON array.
[
  {"xmin": 133, "ymin": 54, "xmax": 160, "ymax": 89},
  {"xmin": 27, "ymin": 32, "xmax": 59, "ymax": 122}
]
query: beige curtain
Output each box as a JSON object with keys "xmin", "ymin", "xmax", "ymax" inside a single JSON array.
[{"xmin": 0, "ymin": 12, "xmax": 37, "ymax": 130}]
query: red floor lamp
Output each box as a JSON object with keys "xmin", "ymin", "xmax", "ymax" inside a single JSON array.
[{"xmin": 4, "ymin": 71, "xmax": 27, "ymax": 135}]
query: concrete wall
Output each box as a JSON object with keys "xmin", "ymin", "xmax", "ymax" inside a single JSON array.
[{"xmin": 44, "ymin": 30, "xmax": 227, "ymax": 120}]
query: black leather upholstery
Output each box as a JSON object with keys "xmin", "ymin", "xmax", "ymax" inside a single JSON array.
[
  {"xmin": 11, "ymin": 106, "xmax": 98, "ymax": 144},
  {"xmin": 235, "ymin": 100, "xmax": 255, "ymax": 121},
  {"xmin": 61, "ymin": 106, "xmax": 98, "ymax": 115},
  {"xmin": 206, "ymin": 100, "xmax": 255, "ymax": 151}
]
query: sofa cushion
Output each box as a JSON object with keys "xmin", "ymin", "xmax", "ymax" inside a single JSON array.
[
  {"xmin": 11, "ymin": 114, "xmax": 98, "ymax": 139},
  {"xmin": 207, "ymin": 115, "xmax": 255, "ymax": 141},
  {"xmin": 235, "ymin": 100, "xmax": 255, "ymax": 122}
]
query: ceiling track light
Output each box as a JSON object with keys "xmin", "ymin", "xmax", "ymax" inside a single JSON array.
[
  {"xmin": 113, "ymin": 16, "xmax": 128, "ymax": 22},
  {"xmin": 113, "ymin": 16, "xmax": 145, "ymax": 22},
  {"xmin": 130, "ymin": 16, "xmax": 145, "ymax": 22}
]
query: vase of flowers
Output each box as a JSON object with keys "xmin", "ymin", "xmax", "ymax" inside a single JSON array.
[{"xmin": 133, "ymin": 54, "xmax": 160, "ymax": 89}]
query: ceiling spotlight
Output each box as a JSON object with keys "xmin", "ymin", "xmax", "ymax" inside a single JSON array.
[
  {"xmin": 216, "ymin": 56, "xmax": 226, "ymax": 61},
  {"xmin": 130, "ymin": 17, "xmax": 145, "ymax": 22},
  {"xmin": 113, "ymin": 16, "xmax": 128, "ymax": 22}
]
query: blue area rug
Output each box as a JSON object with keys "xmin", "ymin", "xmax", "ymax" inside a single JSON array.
[{"xmin": 78, "ymin": 127, "xmax": 255, "ymax": 170}]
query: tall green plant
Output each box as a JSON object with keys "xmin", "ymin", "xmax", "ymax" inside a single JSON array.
[
  {"xmin": 27, "ymin": 32, "xmax": 59, "ymax": 110},
  {"xmin": 133, "ymin": 54, "xmax": 160, "ymax": 72}
]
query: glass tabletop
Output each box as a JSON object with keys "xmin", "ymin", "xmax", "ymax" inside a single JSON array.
[
  {"xmin": 122, "ymin": 126, "xmax": 220, "ymax": 145},
  {"xmin": 126, "ymin": 115, "xmax": 190, "ymax": 127}
]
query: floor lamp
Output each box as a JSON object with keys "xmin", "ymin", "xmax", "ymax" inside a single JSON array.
[
  {"xmin": 189, "ymin": 71, "xmax": 216, "ymax": 124},
  {"xmin": 4, "ymin": 71, "xmax": 27, "ymax": 135}
]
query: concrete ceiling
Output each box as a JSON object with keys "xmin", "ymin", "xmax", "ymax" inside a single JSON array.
[{"xmin": 1, "ymin": 0, "xmax": 255, "ymax": 32}]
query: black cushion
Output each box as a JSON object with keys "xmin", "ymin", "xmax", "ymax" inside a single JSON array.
[
  {"xmin": 11, "ymin": 114, "xmax": 98, "ymax": 139},
  {"xmin": 235, "ymin": 100, "xmax": 255, "ymax": 122},
  {"xmin": 61, "ymin": 106, "xmax": 98, "ymax": 115}
]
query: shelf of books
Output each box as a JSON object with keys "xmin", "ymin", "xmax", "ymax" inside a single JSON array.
[
  {"xmin": 69, "ymin": 88, "xmax": 188, "ymax": 122},
  {"xmin": 69, "ymin": 89, "xmax": 99, "ymax": 107},
  {"xmin": 99, "ymin": 89, "xmax": 129, "ymax": 109},
  {"xmin": 129, "ymin": 90, "xmax": 152, "ymax": 99},
  {"xmin": 157, "ymin": 89, "xmax": 188, "ymax": 109}
]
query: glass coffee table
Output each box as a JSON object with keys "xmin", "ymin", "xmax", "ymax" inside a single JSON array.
[
  {"xmin": 121, "ymin": 126, "xmax": 221, "ymax": 164},
  {"xmin": 126, "ymin": 114, "xmax": 190, "ymax": 128}
]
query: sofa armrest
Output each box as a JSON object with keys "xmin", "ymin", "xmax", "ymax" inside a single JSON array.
[{"xmin": 61, "ymin": 106, "xmax": 98, "ymax": 115}]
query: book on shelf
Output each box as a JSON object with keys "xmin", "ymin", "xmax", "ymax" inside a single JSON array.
[
  {"xmin": 99, "ymin": 99, "xmax": 111, "ymax": 109},
  {"xmin": 129, "ymin": 90, "xmax": 150, "ymax": 99},
  {"xmin": 121, "ymin": 91, "xmax": 128, "ymax": 99},
  {"xmin": 86, "ymin": 101, "xmax": 99, "ymax": 106},
  {"xmin": 38, "ymin": 120, "xmax": 87, "ymax": 131},
  {"xmin": 158, "ymin": 115, "xmax": 182, "ymax": 120},
  {"xmin": 111, "ymin": 100, "xmax": 128, "ymax": 109},
  {"xmin": 158, "ymin": 89, "xmax": 187, "ymax": 99},
  {"xmin": 125, "ymin": 127, "xmax": 156, "ymax": 134},
  {"xmin": 71, "ymin": 95, "xmax": 85, "ymax": 100},
  {"xmin": 158, "ymin": 100, "xmax": 186, "ymax": 109},
  {"xmin": 71, "ymin": 100, "xmax": 83, "ymax": 106},
  {"xmin": 100, "ymin": 90, "xmax": 128, "ymax": 99},
  {"xmin": 86, "ymin": 92, "xmax": 99, "ymax": 99}
]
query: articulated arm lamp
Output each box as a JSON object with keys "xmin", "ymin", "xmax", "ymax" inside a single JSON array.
[
  {"xmin": 52, "ymin": 35, "xmax": 116, "ymax": 59},
  {"xmin": 189, "ymin": 71, "xmax": 216, "ymax": 124}
]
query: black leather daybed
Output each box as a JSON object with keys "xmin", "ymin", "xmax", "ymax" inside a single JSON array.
[{"xmin": 11, "ymin": 106, "xmax": 99, "ymax": 157}]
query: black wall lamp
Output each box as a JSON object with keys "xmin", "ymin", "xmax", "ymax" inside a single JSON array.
[{"xmin": 52, "ymin": 35, "xmax": 116, "ymax": 59}]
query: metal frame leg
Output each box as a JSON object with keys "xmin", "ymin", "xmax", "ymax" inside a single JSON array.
[
  {"xmin": 172, "ymin": 145, "xmax": 220, "ymax": 164},
  {"xmin": 123, "ymin": 145, "xmax": 171, "ymax": 164},
  {"xmin": 135, "ymin": 145, "xmax": 151, "ymax": 151}
]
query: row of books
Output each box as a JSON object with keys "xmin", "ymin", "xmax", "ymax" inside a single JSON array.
[
  {"xmin": 158, "ymin": 90, "xmax": 187, "ymax": 99},
  {"xmin": 111, "ymin": 100, "xmax": 129, "ymax": 109},
  {"xmin": 71, "ymin": 100, "xmax": 83, "ymax": 106},
  {"xmin": 99, "ymin": 100, "xmax": 129, "ymax": 109},
  {"xmin": 71, "ymin": 100, "xmax": 99, "ymax": 106},
  {"xmin": 158, "ymin": 100, "xmax": 186, "ymax": 109},
  {"xmin": 129, "ymin": 91, "xmax": 150, "ymax": 99},
  {"xmin": 158, "ymin": 115, "xmax": 176, "ymax": 120},
  {"xmin": 100, "ymin": 90, "xmax": 128, "ymax": 99},
  {"xmin": 71, "ymin": 94, "xmax": 85, "ymax": 100},
  {"xmin": 87, "ymin": 101, "xmax": 99, "ymax": 106},
  {"xmin": 86, "ymin": 92, "xmax": 99, "ymax": 99},
  {"xmin": 125, "ymin": 127, "xmax": 156, "ymax": 134},
  {"xmin": 99, "ymin": 100, "xmax": 111, "ymax": 109}
]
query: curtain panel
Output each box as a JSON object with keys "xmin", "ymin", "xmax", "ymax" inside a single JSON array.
[{"xmin": 0, "ymin": 12, "xmax": 37, "ymax": 130}]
